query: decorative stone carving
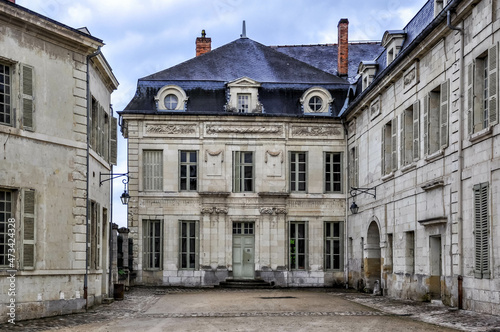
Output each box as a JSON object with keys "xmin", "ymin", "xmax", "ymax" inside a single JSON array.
[
  {"xmin": 205, "ymin": 149, "xmax": 224, "ymax": 162},
  {"xmin": 206, "ymin": 125, "xmax": 282, "ymax": 135},
  {"xmin": 265, "ymin": 150, "xmax": 283, "ymax": 163},
  {"xmin": 259, "ymin": 207, "xmax": 274, "ymax": 215},
  {"xmin": 201, "ymin": 207, "xmax": 214, "ymax": 214},
  {"xmin": 291, "ymin": 126, "xmax": 341, "ymax": 137},
  {"xmin": 145, "ymin": 124, "xmax": 196, "ymax": 135},
  {"xmin": 404, "ymin": 69, "xmax": 416, "ymax": 86},
  {"xmin": 215, "ymin": 207, "xmax": 228, "ymax": 214},
  {"xmin": 275, "ymin": 208, "xmax": 287, "ymax": 215}
]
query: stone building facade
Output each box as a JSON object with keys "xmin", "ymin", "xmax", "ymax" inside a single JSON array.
[
  {"xmin": 121, "ymin": 23, "xmax": 382, "ymax": 287},
  {"xmin": 344, "ymin": 0, "xmax": 500, "ymax": 315},
  {"xmin": 0, "ymin": 0, "xmax": 118, "ymax": 322}
]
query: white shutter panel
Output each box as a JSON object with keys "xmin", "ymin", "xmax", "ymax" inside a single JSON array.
[
  {"xmin": 21, "ymin": 64, "xmax": 35, "ymax": 131},
  {"xmin": 412, "ymin": 101, "xmax": 420, "ymax": 161},
  {"xmin": 474, "ymin": 183, "xmax": 490, "ymax": 279},
  {"xmin": 488, "ymin": 44, "xmax": 498, "ymax": 126},
  {"xmin": 400, "ymin": 114, "xmax": 406, "ymax": 166},
  {"xmin": 440, "ymin": 80, "xmax": 449, "ymax": 148},
  {"xmin": 110, "ymin": 117, "xmax": 118, "ymax": 165},
  {"xmin": 381, "ymin": 127, "xmax": 386, "ymax": 174},
  {"xmin": 467, "ymin": 62, "xmax": 474, "ymax": 134},
  {"xmin": 391, "ymin": 118, "xmax": 398, "ymax": 171},
  {"xmin": 423, "ymin": 94, "xmax": 429, "ymax": 155},
  {"xmin": 22, "ymin": 189, "xmax": 36, "ymax": 269}
]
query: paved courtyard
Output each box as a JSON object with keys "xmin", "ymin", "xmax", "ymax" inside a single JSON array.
[{"xmin": 2, "ymin": 287, "xmax": 500, "ymax": 331}]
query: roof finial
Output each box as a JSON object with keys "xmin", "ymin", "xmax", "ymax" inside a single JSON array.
[{"xmin": 240, "ymin": 20, "xmax": 247, "ymax": 38}]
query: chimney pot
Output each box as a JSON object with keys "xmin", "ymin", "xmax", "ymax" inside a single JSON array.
[
  {"xmin": 337, "ymin": 18, "xmax": 349, "ymax": 77},
  {"xmin": 196, "ymin": 30, "xmax": 211, "ymax": 57}
]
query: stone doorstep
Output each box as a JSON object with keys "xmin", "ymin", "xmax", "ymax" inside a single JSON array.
[{"xmin": 102, "ymin": 298, "xmax": 115, "ymax": 304}]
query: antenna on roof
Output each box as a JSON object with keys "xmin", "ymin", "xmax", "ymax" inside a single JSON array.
[{"xmin": 240, "ymin": 20, "xmax": 247, "ymax": 38}]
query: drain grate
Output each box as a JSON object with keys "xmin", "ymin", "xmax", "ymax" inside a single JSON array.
[{"xmin": 259, "ymin": 296, "xmax": 297, "ymax": 299}]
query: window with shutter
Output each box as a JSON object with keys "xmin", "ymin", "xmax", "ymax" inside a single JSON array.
[
  {"xmin": 474, "ymin": 183, "xmax": 490, "ymax": 279},
  {"xmin": 412, "ymin": 100, "xmax": 420, "ymax": 161},
  {"xmin": 467, "ymin": 62, "xmax": 475, "ymax": 135},
  {"xmin": 440, "ymin": 80, "xmax": 449, "ymax": 148},
  {"xmin": 349, "ymin": 147, "xmax": 358, "ymax": 188},
  {"xmin": 391, "ymin": 118, "xmax": 398, "ymax": 171},
  {"xmin": 488, "ymin": 44, "xmax": 498, "ymax": 126},
  {"xmin": 22, "ymin": 189, "xmax": 36, "ymax": 269},
  {"xmin": 21, "ymin": 64, "xmax": 35, "ymax": 131},
  {"xmin": 143, "ymin": 150, "xmax": 163, "ymax": 191},
  {"xmin": 382, "ymin": 121, "xmax": 393, "ymax": 175}
]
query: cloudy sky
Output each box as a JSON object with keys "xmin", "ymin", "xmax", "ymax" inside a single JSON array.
[{"xmin": 16, "ymin": 0, "xmax": 428, "ymax": 227}]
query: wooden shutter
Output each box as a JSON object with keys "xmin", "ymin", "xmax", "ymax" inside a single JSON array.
[
  {"xmin": 96, "ymin": 203, "xmax": 101, "ymax": 269},
  {"xmin": 381, "ymin": 126, "xmax": 386, "ymax": 174},
  {"xmin": 474, "ymin": 183, "xmax": 490, "ymax": 279},
  {"xmin": 423, "ymin": 94, "xmax": 429, "ymax": 155},
  {"xmin": 21, "ymin": 64, "xmax": 35, "ymax": 131},
  {"xmin": 22, "ymin": 189, "xmax": 36, "ymax": 269},
  {"xmin": 391, "ymin": 118, "xmax": 398, "ymax": 171},
  {"xmin": 110, "ymin": 117, "xmax": 118, "ymax": 165},
  {"xmin": 440, "ymin": 80, "xmax": 449, "ymax": 148},
  {"xmin": 353, "ymin": 147, "xmax": 359, "ymax": 187},
  {"xmin": 399, "ymin": 114, "xmax": 406, "ymax": 166},
  {"xmin": 488, "ymin": 44, "xmax": 498, "ymax": 126},
  {"xmin": 143, "ymin": 150, "xmax": 163, "ymax": 191},
  {"xmin": 467, "ymin": 62, "xmax": 474, "ymax": 134},
  {"xmin": 412, "ymin": 101, "xmax": 420, "ymax": 161}
]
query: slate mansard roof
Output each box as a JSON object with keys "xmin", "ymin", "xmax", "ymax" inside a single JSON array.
[{"xmin": 123, "ymin": 32, "xmax": 384, "ymax": 117}]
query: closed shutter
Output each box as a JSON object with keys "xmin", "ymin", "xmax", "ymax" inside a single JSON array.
[
  {"xmin": 467, "ymin": 62, "xmax": 474, "ymax": 134},
  {"xmin": 412, "ymin": 100, "xmax": 420, "ymax": 161},
  {"xmin": 400, "ymin": 114, "xmax": 405, "ymax": 166},
  {"xmin": 22, "ymin": 189, "xmax": 36, "ymax": 269},
  {"xmin": 474, "ymin": 183, "xmax": 490, "ymax": 279},
  {"xmin": 381, "ymin": 126, "xmax": 385, "ymax": 174},
  {"xmin": 488, "ymin": 44, "xmax": 498, "ymax": 126},
  {"xmin": 423, "ymin": 94, "xmax": 429, "ymax": 155},
  {"xmin": 440, "ymin": 80, "xmax": 449, "ymax": 148},
  {"xmin": 96, "ymin": 203, "xmax": 101, "ymax": 269},
  {"xmin": 110, "ymin": 117, "xmax": 118, "ymax": 165},
  {"xmin": 391, "ymin": 118, "xmax": 398, "ymax": 171},
  {"xmin": 143, "ymin": 151, "xmax": 163, "ymax": 191},
  {"xmin": 21, "ymin": 64, "xmax": 35, "ymax": 131}
]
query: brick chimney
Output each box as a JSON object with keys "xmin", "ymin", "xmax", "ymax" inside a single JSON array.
[
  {"xmin": 337, "ymin": 18, "xmax": 349, "ymax": 77},
  {"xmin": 196, "ymin": 30, "xmax": 211, "ymax": 57},
  {"xmin": 8, "ymin": 0, "xmax": 16, "ymax": 3}
]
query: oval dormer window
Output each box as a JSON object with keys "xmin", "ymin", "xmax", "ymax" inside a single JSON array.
[
  {"xmin": 155, "ymin": 85, "xmax": 188, "ymax": 111},
  {"xmin": 300, "ymin": 87, "xmax": 334, "ymax": 115}
]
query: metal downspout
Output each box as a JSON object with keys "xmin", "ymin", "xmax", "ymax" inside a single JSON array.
[
  {"xmin": 447, "ymin": 9, "xmax": 464, "ymax": 309},
  {"xmin": 85, "ymin": 47, "xmax": 101, "ymax": 310}
]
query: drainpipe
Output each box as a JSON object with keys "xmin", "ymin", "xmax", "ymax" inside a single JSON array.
[
  {"xmin": 85, "ymin": 47, "xmax": 101, "ymax": 310},
  {"xmin": 341, "ymin": 118, "xmax": 350, "ymax": 288},
  {"xmin": 446, "ymin": 10, "xmax": 464, "ymax": 309}
]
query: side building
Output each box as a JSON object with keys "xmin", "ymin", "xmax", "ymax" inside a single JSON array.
[
  {"xmin": 344, "ymin": 0, "xmax": 500, "ymax": 315},
  {"xmin": 120, "ymin": 23, "xmax": 382, "ymax": 287},
  {"xmin": 0, "ymin": 0, "xmax": 118, "ymax": 322}
]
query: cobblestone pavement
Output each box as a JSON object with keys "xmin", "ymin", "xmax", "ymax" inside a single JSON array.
[{"xmin": 1, "ymin": 287, "xmax": 500, "ymax": 331}]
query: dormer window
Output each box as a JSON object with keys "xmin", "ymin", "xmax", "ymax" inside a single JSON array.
[
  {"xmin": 300, "ymin": 87, "xmax": 333, "ymax": 115},
  {"xmin": 382, "ymin": 30, "xmax": 406, "ymax": 66},
  {"xmin": 358, "ymin": 61, "xmax": 378, "ymax": 91},
  {"xmin": 226, "ymin": 77, "xmax": 262, "ymax": 113},
  {"xmin": 155, "ymin": 85, "xmax": 188, "ymax": 111}
]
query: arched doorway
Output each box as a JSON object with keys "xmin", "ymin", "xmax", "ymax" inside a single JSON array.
[{"xmin": 365, "ymin": 220, "xmax": 381, "ymax": 292}]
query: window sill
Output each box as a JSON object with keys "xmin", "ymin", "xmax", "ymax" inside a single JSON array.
[
  {"xmin": 469, "ymin": 126, "xmax": 493, "ymax": 142},
  {"xmin": 381, "ymin": 172, "xmax": 394, "ymax": 182},
  {"xmin": 401, "ymin": 163, "xmax": 416, "ymax": 173},
  {"xmin": 424, "ymin": 149, "xmax": 444, "ymax": 162}
]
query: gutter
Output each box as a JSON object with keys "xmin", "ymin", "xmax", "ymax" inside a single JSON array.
[{"xmin": 85, "ymin": 47, "xmax": 101, "ymax": 310}]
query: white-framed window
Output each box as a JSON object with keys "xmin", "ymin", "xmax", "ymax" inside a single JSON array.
[
  {"xmin": 401, "ymin": 101, "xmax": 420, "ymax": 165},
  {"xmin": 381, "ymin": 119, "xmax": 397, "ymax": 175},
  {"xmin": 0, "ymin": 63, "xmax": 12, "ymax": 126},
  {"xmin": 474, "ymin": 183, "xmax": 490, "ymax": 279},
  {"xmin": 179, "ymin": 220, "xmax": 199, "ymax": 269},
  {"xmin": 233, "ymin": 151, "xmax": 254, "ymax": 192},
  {"xmin": 237, "ymin": 94, "xmax": 250, "ymax": 113},
  {"xmin": 143, "ymin": 150, "xmax": 163, "ymax": 191},
  {"xmin": 290, "ymin": 152, "xmax": 307, "ymax": 192},
  {"xmin": 467, "ymin": 44, "xmax": 498, "ymax": 135},
  {"xmin": 143, "ymin": 219, "xmax": 163, "ymax": 270},
  {"xmin": 290, "ymin": 221, "xmax": 307, "ymax": 270},
  {"xmin": 324, "ymin": 221, "xmax": 343, "ymax": 271},
  {"xmin": 423, "ymin": 80, "xmax": 449, "ymax": 155},
  {"xmin": 155, "ymin": 85, "xmax": 188, "ymax": 111},
  {"xmin": 233, "ymin": 222, "xmax": 254, "ymax": 235},
  {"xmin": 325, "ymin": 152, "xmax": 342, "ymax": 193},
  {"xmin": 300, "ymin": 87, "xmax": 333, "ymax": 115},
  {"xmin": 0, "ymin": 189, "xmax": 13, "ymax": 268},
  {"xmin": 179, "ymin": 151, "xmax": 198, "ymax": 191}
]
